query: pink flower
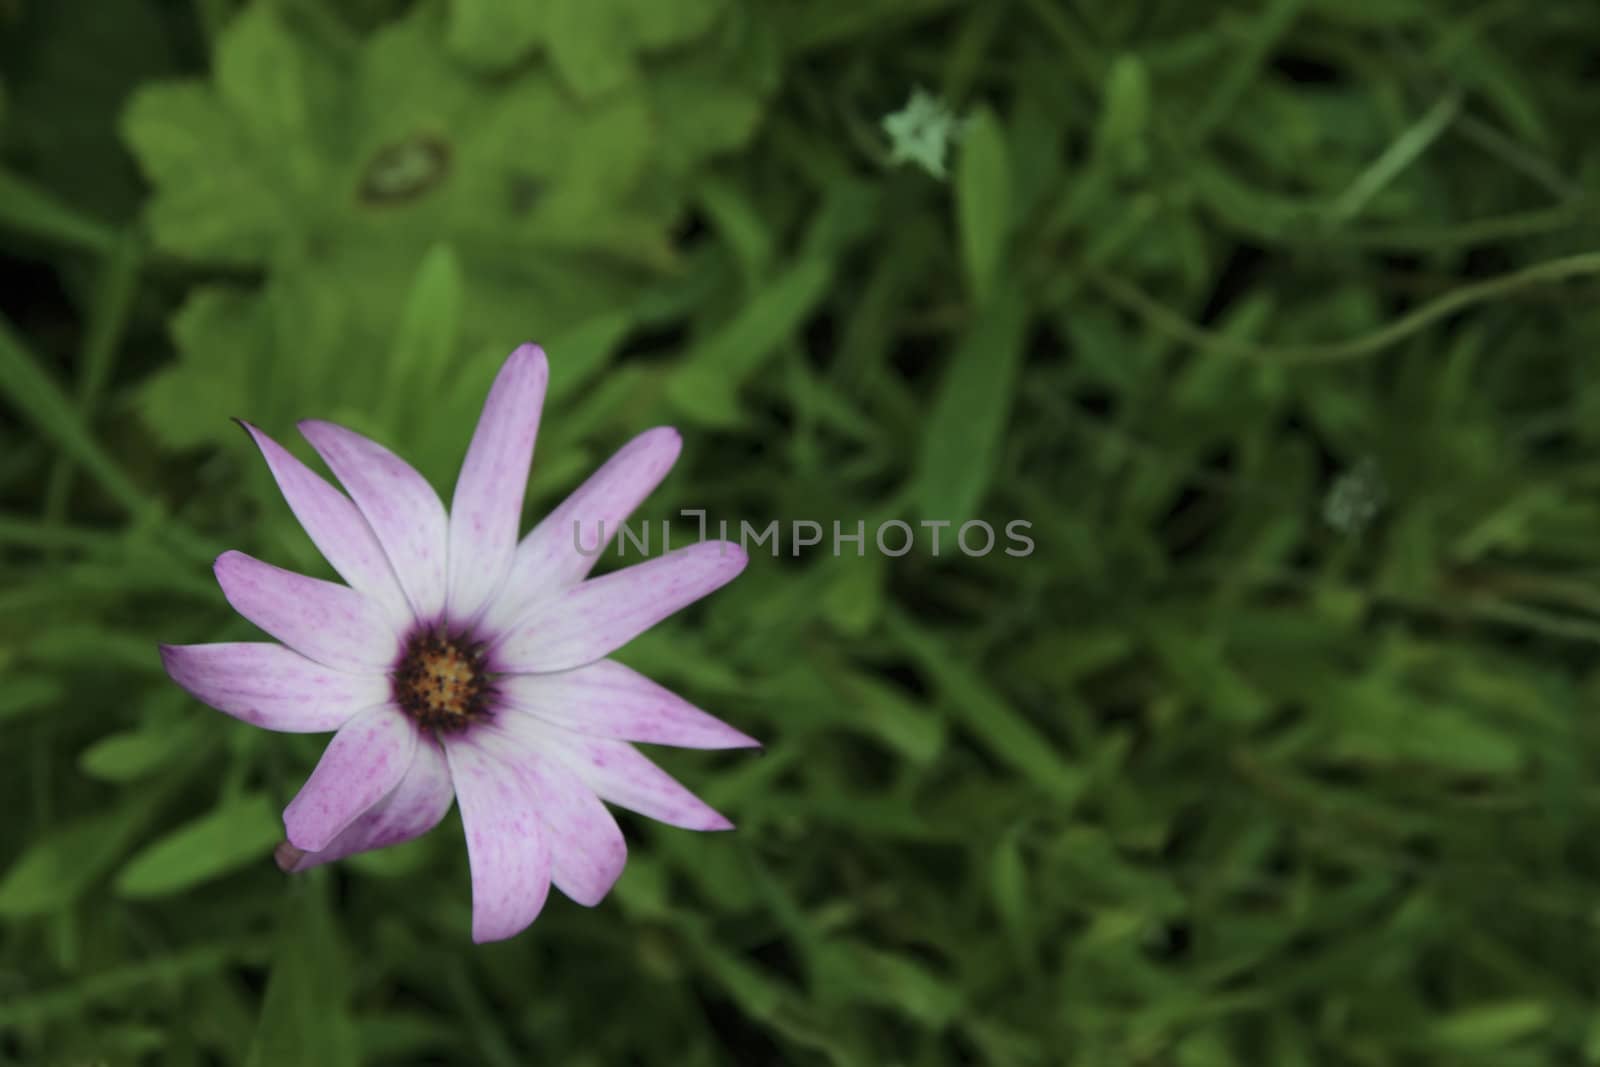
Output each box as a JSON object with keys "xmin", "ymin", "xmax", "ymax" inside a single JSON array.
[{"xmin": 160, "ymin": 344, "xmax": 753, "ymax": 942}]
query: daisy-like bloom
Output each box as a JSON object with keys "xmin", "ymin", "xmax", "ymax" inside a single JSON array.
[{"xmin": 160, "ymin": 344, "xmax": 753, "ymax": 942}]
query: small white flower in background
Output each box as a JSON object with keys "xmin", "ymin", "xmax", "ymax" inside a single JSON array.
[
  {"xmin": 882, "ymin": 87, "xmax": 969, "ymax": 180},
  {"xmin": 1323, "ymin": 457, "xmax": 1387, "ymax": 535}
]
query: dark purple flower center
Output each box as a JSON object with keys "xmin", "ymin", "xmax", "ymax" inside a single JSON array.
[{"xmin": 392, "ymin": 629, "xmax": 494, "ymax": 733}]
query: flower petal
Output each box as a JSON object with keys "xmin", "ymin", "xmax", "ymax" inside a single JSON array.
[
  {"xmin": 214, "ymin": 551, "xmax": 399, "ymax": 673},
  {"xmin": 299, "ymin": 419, "xmax": 449, "ymax": 624},
  {"xmin": 479, "ymin": 427, "xmax": 681, "ymax": 634},
  {"xmin": 445, "ymin": 740, "xmax": 552, "ymax": 943},
  {"xmin": 448, "ymin": 344, "xmax": 549, "ymax": 623},
  {"xmin": 277, "ymin": 735, "xmax": 453, "ymax": 871},
  {"xmin": 284, "ymin": 705, "xmax": 418, "ymax": 852},
  {"xmin": 476, "ymin": 722, "xmax": 627, "ymax": 907},
  {"xmin": 239, "ymin": 421, "xmax": 411, "ymax": 628},
  {"xmin": 500, "ymin": 659, "xmax": 758, "ymax": 749},
  {"xmin": 494, "ymin": 540, "xmax": 747, "ymax": 673},
  {"xmin": 504, "ymin": 716, "xmax": 732, "ymax": 831},
  {"xmin": 160, "ymin": 642, "xmax": 387, "ymax": 733}
]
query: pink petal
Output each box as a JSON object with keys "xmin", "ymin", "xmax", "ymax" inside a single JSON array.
[
  {"xmin": 447, "ymin": 344, "xmax": 548, "ymax": 623},
  {"xmin": 529, "ymin": 754, "xmax": 627, "ymax": 906},
  {"xmin": 159, "ymin": 642, "xmax": 387, "ymax": 733},
  {"xmin": 493, "ymin": 540, "xmax": 747, "ymax": 673},
  {"xmin": 284, "ymin": 705, "xmax": 418, "ymax": 852},
  {"xmin": 476, "ymin": 723, "xmax": 628, "ymax": 907},
  {"xmin": 445, "ymin": 740, "xmax": 552, "ymax": 943},
  {"xmin": 214, "ymin": 551, "xmax": 399, "ymax": 673},
  {"xmin": 478, "ymin": 427, "xmax": 681, "ymax": 634},
  {"xmin": 504, "ymin": 716, "xmax": 732, "ymax": 831},
  {"xmin": 277, "ymin": 735, "xmax": 454, "ymax": 871},
  {"xmin": 500, "ymin": 660, "xmax": 758, "ymax": 749},
  {"xmin": 239, "ymin": 421, "xmax": 411, "ymax": 629},
  {"xmin": 299, "ymin": 419, "xmax": 449, "ymax": 624}
]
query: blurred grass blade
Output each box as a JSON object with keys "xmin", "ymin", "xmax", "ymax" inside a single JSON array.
[
  {"xmin": 0, "ymin": 312, "xmax": 215, "ymax": 560},
  {"xmin": 45, "ymin": 228, "xmax": 145, "ymax": 520},
  {"xmin": 666, "ymin": 256, "xmax": 833, "ymax": 427},
  {"xmin": 916, "ymin": 287, "xmax": 1028, "ymax": 524},
  {"xmin": 0, "ymin": 167, "xmax": 116, "ymax": 253},
  {"xmin": 955, "ymin": 106, "xmax": 1011, "ymax": 305},
  {"xmin": 245, "ymin": 888, "xmax": 359, "ymax": 1067},
  {"xmin": 888, "ymin": 611, "xmax": 1083, "ymax": 801}
]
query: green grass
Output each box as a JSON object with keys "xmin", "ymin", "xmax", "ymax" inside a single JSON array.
[{"xmin": 4, "ymin": 0, "xmax": 1600, "ymax": 1063}]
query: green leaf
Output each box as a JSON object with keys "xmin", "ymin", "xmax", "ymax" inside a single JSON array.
[
  {"xmin": 826, "ymin": 665, "xmax": 946, "ymax": 766},
  {"xmin": 122, "ymin": 81, "xmax": 292, "ymax": 263},
  {"xmin": 0, "ymin": 676, "xmax": 64, "ymax": 722},
  {"xmin": 446, "ymin": 0, "xmax": 548, "ymax": 69},
  {"xmin": 0, "ymin": 799, "xmax": 160, "ymax": 916},
  {"xmin": 1096, "ymin": 55, "xmax": 1151, "ymax": 173},
  {"xmin": 542, "ymin": 0, "xmax": 727, "ymax": 97},
  {"xmin": 820, "ymin": 551, "xmax": 886, "ymax": 637},
  {"xmin": 916, "ymin": 287, "xmax": 1028, "ymax": 524},
  {"xmin": 990, "ymin": 829, "xmax": 1033, "ymax": 960},
  {"xmin": 814, "ymin": 943, "xmax": 962, "ymax": 1027},
  {"xmin": 79, "ymin": 722, "xmax": 199, "ymax": 784},
  {"xmin": 545, "ymin": 310, "xmax": 634, "ymax": 403},
  {"xmin": 115, "ymin": 793, "xmax": 282, "ymax": 898},
  {"xmin": 245, "ymin": 889, "xmax": 358, "ymax": 1067},
  {"xmin": 383, "ymin": 243, "xmax": 465, "ymax": 427},
  {"xmin": 139, "ymin": 287, "xmax": 263, "ymax": 449},
  {"xmin": 955, "ymin": 107, "xmax": 1011, "ymax": 305},
  {"xmin": 214, "ymin": 5, "xmax": 328, "ymax": 153},
  {"xmin": 1428, "ymin": 1001, "xmax": 1551, "ymax": 1047},
  {"xmin": 546, "ymin": 0, "xmax": 639, "ymax": 98}
]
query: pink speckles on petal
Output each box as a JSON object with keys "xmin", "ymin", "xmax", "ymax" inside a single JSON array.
[
  {"xmin": 447, "ymin": 344, "xmax": 548, "ymax": 623},
  {"xmin": 159, "ymin": 642, "xmax": 386, "ymax": 733},
  {"xmin": 279, "ymin": 735, "xmax": 454, "ymax": 871},
  {"xmin": 444, "ymin": 740, "xmax": 551, "ymax": 943},
  {"xmin": 239, "ymin": 421, "xmax": 412, "ymax": 629},
  {"xmin": 500, "ymin": 716, "xmax": 733, "ymax": 832},
  {"xmin": 522, "ymin": 751, "xmax": 627, "ymax": 906},
  {"xmin": 500, "ymin": 659, "xmax": 759, "ymax": 750},
  {"xmin": 284, "ymin": 704, "xmax": 417, "ymax": 852},
  {"xmin": 299, "ymin": 419, "xmax": 449, "ymax": 623},
  {"xmin": 494, "ymin": 540, "xmax": 748, "ymax": 673},
  {"xmin": 213, "ymin": 551, "xmax": 399, "ymax": 673},
  {"xmin": 479, "ymin": 426, "xmax": 682, "ymax": 634}
]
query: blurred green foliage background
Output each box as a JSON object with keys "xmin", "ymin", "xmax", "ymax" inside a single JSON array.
[{"xmin": 5, "ymin": 0, "xmax": 1600, "ymax": 1063}]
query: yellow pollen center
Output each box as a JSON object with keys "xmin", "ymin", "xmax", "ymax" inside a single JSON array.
[
  {"xmin": 414, "ymin": 648, "xmax": 474, "ymax": 717},
  {"xmin": 393, "ymin": 633, "xmax": 491, "ymax": 731}
]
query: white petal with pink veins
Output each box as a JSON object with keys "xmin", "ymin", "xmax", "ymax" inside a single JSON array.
[
  {"xmin": 479, "ymin": 426, "xmax": 681, "ymax": 633},
  {"xmin": 494, "ymin": 540, "xmax": 746, "ymax": 673},
  {"xmin": 500, "ymin": 714, "xmax": 733, "ymax": 831},
  {"xmin": 160, "ymin": 642, "xmax": 386, "ymax": 732},
  {"xmin": 500, "ymin": 659, "xmax": 757, "ymax": 749},
  {"xmin": 284, "ymin": 704, "xmax": 417, "ymax": 852},
  {"xmin": 239, "ymin": 421, "xmax": 412, "ymax": 628},
  {"xmin": 476, "ymin": 722, "xmax": 628, "ymax": 906},
  {"xmin": 447, "ymin": 343, "xmax": 548, "ymax": 623},
  {"xmin": 213, "ymin": 551, "xmax": 399, "ymax": 673},
  {"xmin": 445, "ymin": 739, "xmax": 552, "ymax": 943},
  {"xmin": 278, "ymin": 735, "xmax": 454, "ymax": 871},
  {"xmin": 300, "ymin": 420, "xmax": 449, "ymax": 623}
]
